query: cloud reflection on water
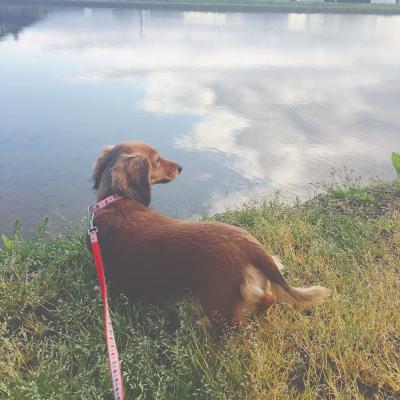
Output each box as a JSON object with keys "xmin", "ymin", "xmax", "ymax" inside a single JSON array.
[
  {"xmin": 47, "ymin": 10, "xmax": 400, "ymax": 210},
  {"xmin": 1, "ymin": 7, "xmax": 400, "ymax": 225}
]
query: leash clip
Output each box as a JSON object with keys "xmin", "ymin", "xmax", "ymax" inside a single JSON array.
[{"xmin": 88, "ymin": 206, "xmax": 97, "ymax": 235}]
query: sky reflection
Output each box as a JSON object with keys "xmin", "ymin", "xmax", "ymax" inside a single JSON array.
[{"xmin": 0, "ymin": 6, "xmax": 399, "ymax": 233}]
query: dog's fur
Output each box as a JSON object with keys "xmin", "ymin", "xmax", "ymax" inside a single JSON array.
[{"xmin": 90, "ymin": 141, "xmax": 330, "ymax": 327}]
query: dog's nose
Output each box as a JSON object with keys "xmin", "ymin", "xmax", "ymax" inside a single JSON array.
[{"xmin": 177, "ymin": 165, "xmax": 183, "ymax": 174}]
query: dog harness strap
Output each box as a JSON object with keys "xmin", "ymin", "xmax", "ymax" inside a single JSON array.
[{"xmin": 88, "ymin": 195, "xmax": 125, "ymax": 400}]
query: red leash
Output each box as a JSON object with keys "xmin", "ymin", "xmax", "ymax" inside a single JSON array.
[{"xmin": 88, "ymin": 195, "xmax": 125, "ymax": 400}]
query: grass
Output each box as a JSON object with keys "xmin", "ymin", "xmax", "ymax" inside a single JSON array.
[
  {"xmin": 3, "ymin": 0, "xmax": 400, "ymax": 15},
  {"xmin": 1, "ymin": 177, "xmax": 400, "ymax": 399}
]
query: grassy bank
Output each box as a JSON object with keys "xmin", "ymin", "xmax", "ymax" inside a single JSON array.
[
  {"xmin": 1, "ymin": 178, "xmax": 400, "ymax": 399},
  {"xmin": 2, "ymin": 0, "xmax": 400, "ymax": 15}
]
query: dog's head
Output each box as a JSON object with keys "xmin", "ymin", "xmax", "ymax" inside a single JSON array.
[{"xmin": 92, "ymin": 141, "xmax": 182, "ymax": 206}]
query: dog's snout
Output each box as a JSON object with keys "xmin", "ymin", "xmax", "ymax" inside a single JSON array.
[{"xmin": 177, "ymin": 165, "xmax": 183, "ymax": 174}]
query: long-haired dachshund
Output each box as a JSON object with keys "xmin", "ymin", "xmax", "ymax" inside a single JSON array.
[{"xmin": 90, "ymin": 141, "xmax": 329, "ymax": 327}]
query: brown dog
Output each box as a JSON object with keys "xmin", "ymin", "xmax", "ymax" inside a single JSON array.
[{"xmin": 90, "ymin": 141, "xmax": 329, "ymax": 327}]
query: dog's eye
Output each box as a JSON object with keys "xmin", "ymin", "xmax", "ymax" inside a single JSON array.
[{"xmin": 154, "ymin": 157, "xmax": 160, "ymax": 166}]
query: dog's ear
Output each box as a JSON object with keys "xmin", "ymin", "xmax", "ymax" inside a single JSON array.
[
  {"xmin": 111, "ymin": 153, "xmax": 151, "ymax": 206},
  {"xmin": 92, "ymin": 145, "xmax": 114, "ymax": 189}
]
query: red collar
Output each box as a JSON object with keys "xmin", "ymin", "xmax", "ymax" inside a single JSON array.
[{"xmin": 89, "ymin": 194, "xmax": 123, "ymax": 214}]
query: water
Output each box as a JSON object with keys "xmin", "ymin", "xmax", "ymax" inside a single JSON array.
[{"xmin": 0, "ymin": 4, "xmax": 399, "ymax": 235}]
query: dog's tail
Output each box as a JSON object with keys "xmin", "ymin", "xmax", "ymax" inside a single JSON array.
[{"xmin": 252, "ymin": 253, "xmax": 330, "ymax": 307}]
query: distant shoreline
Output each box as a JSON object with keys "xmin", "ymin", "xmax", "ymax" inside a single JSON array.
[{"xmin": 1, "ymin": 0, "xmax": 400, "ymax": 15}]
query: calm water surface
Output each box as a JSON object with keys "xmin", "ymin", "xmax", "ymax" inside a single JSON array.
[{"xmin": 0, "ymin": 5, "xmax": 399, "ymax": 235}]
